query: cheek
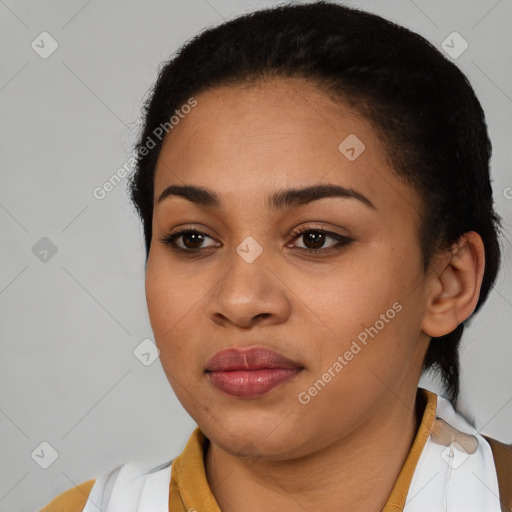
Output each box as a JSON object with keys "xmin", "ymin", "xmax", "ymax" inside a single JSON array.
[
  {"xmin": 297, "ymin": 245, "xmax": 424, "ymax": 373},
  {"xmin": 145, "ymin": 251, "xmax": 207, "ymax": 329},
  {"xmin": 145, "ymin": 270, "xmax": 208, "ymax": 416},
  {"xmin": 295, "ymin": 255, "xmax": 410, "ymax": 335},
  {"xmin": 145, "ymin": 258, "xmax": 206, "ymax": 368},
  {"xmin": 145, "ymin": 266, "xmax": 211, "ymax": 421}
]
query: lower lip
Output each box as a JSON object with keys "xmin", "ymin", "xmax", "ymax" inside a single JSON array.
[{"xmin": 207, "ymin": 368, "xmax": 302, "ymax": 398}]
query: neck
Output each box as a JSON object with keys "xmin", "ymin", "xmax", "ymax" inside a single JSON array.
[{"xmin": 205, "ymin": 388, "xmax": 425, "ymax": 512}]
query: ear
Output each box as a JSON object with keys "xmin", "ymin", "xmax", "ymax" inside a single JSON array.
[{"xmin": 421, "ymin": 231, "xmax": 486, "ymax": 338}]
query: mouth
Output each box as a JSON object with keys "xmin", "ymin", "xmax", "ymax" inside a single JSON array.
[{"xmin": 205, "ymin": 346, "xmax": 304, "ymax": 399}]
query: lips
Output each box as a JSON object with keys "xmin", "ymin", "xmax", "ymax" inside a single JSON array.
[
  {"xmin": 205, "ymin": 346, "xmax": 302, "ymax": 372},
  {"xmin": 205, "ymin": 346, "xmax": 304, "ymax": 398}
]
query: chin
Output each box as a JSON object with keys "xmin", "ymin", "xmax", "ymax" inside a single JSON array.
[{"xmin": 201, "ymin": 415, "xmax": 310, "ymax": 461}]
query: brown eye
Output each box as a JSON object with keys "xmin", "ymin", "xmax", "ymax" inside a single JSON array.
[
  {"xmin": 288, "ymin": 227, "xmax": 354, "ymax": 253},
  {"xmin": 161, "ymin": 230, "xmax": 219, "ymax": 251},
  {"xmin": 300, "ymin": 231, "xmax": 328, "ymax": 250}
]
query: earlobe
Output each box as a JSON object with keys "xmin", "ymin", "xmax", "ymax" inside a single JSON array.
[{"xmin": 421, "ymin": 231, "xmax": 485, "ymax": 338}]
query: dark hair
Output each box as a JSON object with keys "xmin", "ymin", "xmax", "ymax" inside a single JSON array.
[{"xmin": 128, "ymin": 0, "xmax": 502, "ymax": 407}]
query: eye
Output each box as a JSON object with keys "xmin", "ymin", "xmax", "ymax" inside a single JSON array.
[
  {"xmin": 160, "ymin": 229, "xmax": 219, "ymax": 251},
  {"xmin": 287, "ymin": 225, "xmax": 354, "ymax": 253}
]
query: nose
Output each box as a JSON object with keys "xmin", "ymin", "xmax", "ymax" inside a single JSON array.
[{"xmin": 208, "ymin": 248, "xmax": 291, "ymax": 329}]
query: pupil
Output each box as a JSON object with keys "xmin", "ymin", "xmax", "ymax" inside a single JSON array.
[
  {"xmin": 184, "ymin": 232, "xmax": 203, "ymax": 249},
  {"xmin": 304, "ymin": 231, "xmax": 324, "ymax": 249}
]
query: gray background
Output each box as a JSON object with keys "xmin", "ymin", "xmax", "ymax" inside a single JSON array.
[{"xmin": 0, "ymin": 1, "xmax": 510, "ymax": 510}]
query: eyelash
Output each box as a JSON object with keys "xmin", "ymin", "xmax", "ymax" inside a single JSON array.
[{"xmin": 160, "ymin": 225, "xmax": 354, "ymax": 255}]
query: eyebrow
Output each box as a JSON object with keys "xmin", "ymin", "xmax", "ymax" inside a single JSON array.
[{"xmin": 157, "ymin": 183, "xmax": 376, "ymax": 211}]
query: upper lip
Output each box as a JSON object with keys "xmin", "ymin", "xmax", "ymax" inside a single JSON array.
[{"xmin": 205, "ymin": 346, "xmax": 303, "ymax": 372}]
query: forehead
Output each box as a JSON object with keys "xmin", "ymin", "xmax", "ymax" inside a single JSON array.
[{"xmin": 153, "ymin": 77, "xmax": 419, "ymax": 218}]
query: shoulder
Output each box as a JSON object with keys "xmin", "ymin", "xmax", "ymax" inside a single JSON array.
[
  {"xmin": 482, "ymin": 434, "xmax": 512, "ymax": 512},
  {"xmin": 482, "ymin": 433, "xmax": 512, "ymax": 470},
  {"xmin": 39, "ymin": 479, "xmax": 95, "ymax": 512}
]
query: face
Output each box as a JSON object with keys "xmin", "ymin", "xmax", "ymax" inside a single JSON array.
[{"xmin": 145, "ymin": 77, "xmax": 433, "ymax": 460}]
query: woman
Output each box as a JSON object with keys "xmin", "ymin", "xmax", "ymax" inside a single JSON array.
[{"xmin": 40, "ymin": 1, "xmax": 511, "ymax": 511}]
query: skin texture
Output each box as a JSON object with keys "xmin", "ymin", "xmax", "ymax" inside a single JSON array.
[{"xmin": 145, "ymin": 77, "xmax": 485, "ymax": 512}]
